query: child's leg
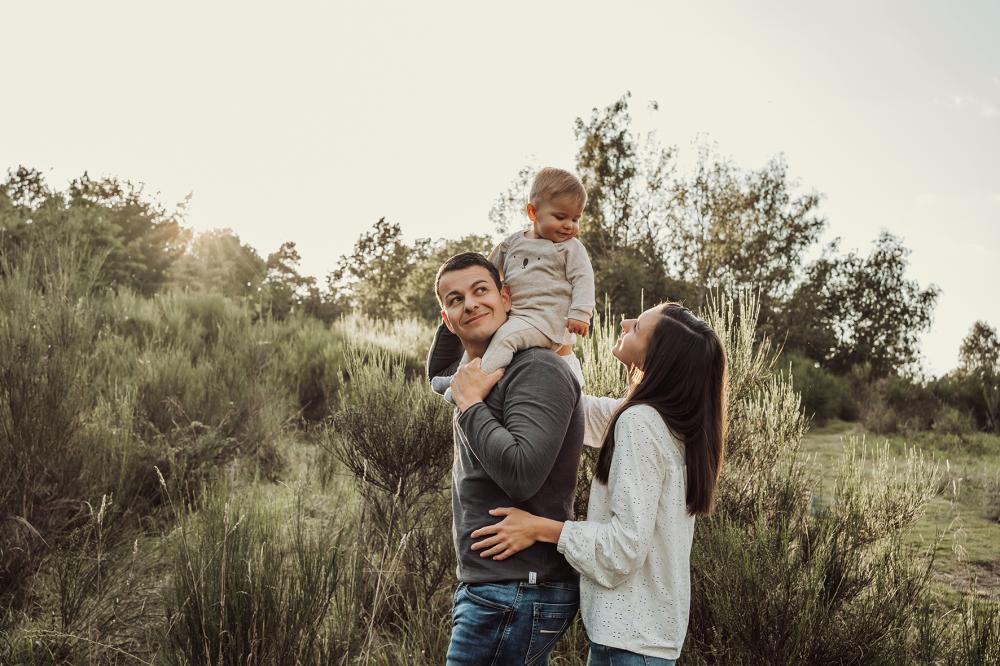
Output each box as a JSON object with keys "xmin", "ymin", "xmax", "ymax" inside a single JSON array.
[
  {"xmin": 431, "ymin": 351, "xmax": 469, "ymax": 399},
  {"xmin": 480, "ymin": 318, "xmax": 556, "ymax": 374},
  {"xmin": 560, "ymin": 351, "xmax": 585, "ymax": 389}
]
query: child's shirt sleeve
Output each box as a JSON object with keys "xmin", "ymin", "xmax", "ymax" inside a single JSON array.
[
  {"xmin": 487, "ymin": 239, "xmax": 509, "ymax": 280},
  {"xmin": 565, "ymin": 239, "xmax": 596, "ymax": 322}
]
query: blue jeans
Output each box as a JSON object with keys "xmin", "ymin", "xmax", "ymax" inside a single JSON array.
[
  {"xmin": 446, "ymin": 580, "xmax": 579, "ymax": 665},
  {"xmin": 587, "ymin": 642, "xmax": 676, "ymax": 665}
]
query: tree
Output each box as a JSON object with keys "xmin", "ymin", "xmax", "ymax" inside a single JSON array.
[
  {"xmin": 168, "ymin": 229, "xmax": 267, "ymax": 299},
  {"xmin": 491, "ymin": 94, "xmax": 826, "ymax": 320},
  {"xmin": 259, "ymin": 241, "xmax": 319, "ymax": 320},
  {"xmin": 664, "ymin": 145, "xmax": 825, "ymax": 316},
  {"xmin": 573, "ymin": 94, "xmax": 679, "ymax": 316},
  {"xmin": 326, "ymin": 218, "xmax": 416, "ymax": 319},
  {"xmin": 959, "ymin": 320, "xmax": 1000, "ymax": 431},
  {"xmin": 781, "ymin": 233, "xmax": 940, "ymax": 377},
  {"xmin": 960, "ymin": 321, "xmax": 1000, "ymax": 374},
  {"xmin": 0, "ymin": 167, "xmax": 191, "ymax": 295},
  {"xmin": 67, "ymin": 173, "xmax": 190, "ymax": 295}
]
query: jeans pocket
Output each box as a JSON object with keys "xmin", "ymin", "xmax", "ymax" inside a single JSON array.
[
  {"xmin": 464, "ymin": 582, "xmax": 516, "ymax": 612},
  {"xmin": 525, "ymin": 601, "xmax": 576, "ymax": 664}
]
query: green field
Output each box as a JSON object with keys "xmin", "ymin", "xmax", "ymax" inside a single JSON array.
[{"xmin": 801, "ymin": 420, "xmax": 1000, "ymax": 599}]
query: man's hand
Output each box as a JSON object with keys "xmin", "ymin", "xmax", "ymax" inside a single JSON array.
[
  {"xmin": 566, "ymin": 318, "xmax": 590, "ymax": 337},
  {"xmin": 451, "ymin": 358, "xmax": 504, "ymax": 413}
]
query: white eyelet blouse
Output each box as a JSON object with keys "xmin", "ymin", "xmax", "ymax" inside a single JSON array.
[{"xmin": 557, "ymin": 397, "xmax": 694, "ymax": 661}]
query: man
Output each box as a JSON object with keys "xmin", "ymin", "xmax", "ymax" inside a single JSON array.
[{"xmin": 428, "ymin": 252, "xmax": 585, "ymax": 665}]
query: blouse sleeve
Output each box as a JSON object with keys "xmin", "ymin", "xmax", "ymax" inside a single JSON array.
[
  {"xmin": 556, "ymin": 407, "xmax": 674, "ymax": 588},
  {"xmin": 579, "ymin": 394, "xmax": 623, "ymax": 449}
]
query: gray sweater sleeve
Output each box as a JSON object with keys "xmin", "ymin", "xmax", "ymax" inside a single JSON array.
[
  {"xmin": 425, "ymin": 322, "xmax": 465, "ymax": 380},
  {"xmin": 565, "ymin": 239, "xmax": 596, "ymax": 322},
  {"xmin": 457, "ymin": 354, "xmax": 579, "ymax": 501}
]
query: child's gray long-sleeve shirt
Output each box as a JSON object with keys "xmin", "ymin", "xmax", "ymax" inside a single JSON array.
[{"xmin": 489, "ymin": 231, "xmax": 596, "ymax": 346}]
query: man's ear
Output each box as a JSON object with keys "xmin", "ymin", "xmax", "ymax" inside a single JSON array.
[
  {"xmin": 441, "ymin": 309, "xmax": 457, "ymax": 334},
  {"xmin": 501, "ymin": 284, "xmax": 512, "ymax": 313},
  {"xmin": 526, "ymin": 202, "xmax": 537, "ymax": 222}
]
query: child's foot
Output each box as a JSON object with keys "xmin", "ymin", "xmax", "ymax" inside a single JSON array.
[
  {"xmin": 442, "ymin": 386, "xmax": 455, "ymax": 404},
  {"xmin": 430, "ymin": 374, "xmax": 453, "ymax": 396}
]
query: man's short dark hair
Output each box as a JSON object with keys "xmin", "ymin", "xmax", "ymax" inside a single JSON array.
[{"xmin": 435, "ymin": 252, "xmax": 503, "ymax": 305}]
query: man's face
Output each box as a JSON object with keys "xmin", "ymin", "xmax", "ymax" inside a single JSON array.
[
  {"xmin": 527, "ymin": 194, "xmax": 583, "ymax": 243},
  {"xmin": 438, "ymin": 266, "xmax": 511, "ymax": 345}
]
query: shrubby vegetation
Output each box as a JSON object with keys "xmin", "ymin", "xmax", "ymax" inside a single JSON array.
[
  {"xmin": 2, "ymin": 92, "xmax": 997, "ymax": 662},
  {"xmin": 2, "ymin": 231, "xmax": 997, "ymax": 662}
]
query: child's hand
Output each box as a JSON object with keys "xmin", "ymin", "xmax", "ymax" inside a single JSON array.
[{"xmin": 566, "ymin": 318, "xmax": 590, "ymax": 337}]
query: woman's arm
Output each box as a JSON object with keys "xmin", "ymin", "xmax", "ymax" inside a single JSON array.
[
  {"xmin": 558, "ymin": 408, "xmax": 672, "ymax": 589},
  {"xmin": 580, "ymin": 394, "xmax": 624, "ymax": 448},
  {"xmin": 469, "ymin": 507, "xmax": 565, "ymax": 560}
]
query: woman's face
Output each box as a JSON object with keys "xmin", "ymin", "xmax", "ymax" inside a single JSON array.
[{"xmin": 612, "ymin": 306, "xmax": 659, "ymax": 370}]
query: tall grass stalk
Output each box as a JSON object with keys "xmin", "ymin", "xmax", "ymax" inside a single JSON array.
[{"xmin": 160, "ymin": 477, "xmax": 341, "ymax": 666}]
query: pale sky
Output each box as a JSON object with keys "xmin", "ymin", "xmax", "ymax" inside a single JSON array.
[{"xmin": 3, "ymin": 1, "xmax": 998, "ymax": 375}]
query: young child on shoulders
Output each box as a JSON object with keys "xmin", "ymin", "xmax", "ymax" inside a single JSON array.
[{"xmin": 433, "ymin": 167, "xmax": 595, "ymax": 400}]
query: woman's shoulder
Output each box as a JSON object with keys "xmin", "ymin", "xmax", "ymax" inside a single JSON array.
[{"xmin": 616, "ymin": 404, "xmax": 685, "ymax": 463}]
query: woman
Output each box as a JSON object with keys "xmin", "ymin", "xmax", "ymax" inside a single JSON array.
[{"xmin": 465, "ymin": 303, "xmax": 727, "ymax": 665}]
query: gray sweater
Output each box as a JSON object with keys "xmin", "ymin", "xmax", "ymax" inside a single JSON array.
[{"xmin": 429, "ymin": 325, "xmax": 584, "ymax": 583}]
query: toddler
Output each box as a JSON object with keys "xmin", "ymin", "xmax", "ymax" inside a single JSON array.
[{"xmin": 433, "ymin": 167, "xmax": 595, "ymax": 400}]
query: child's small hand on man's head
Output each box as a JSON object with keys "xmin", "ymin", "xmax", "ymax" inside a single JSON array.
[{"xmin": 566, "ymin": 318, "xmax": 589, "ymax": 337}]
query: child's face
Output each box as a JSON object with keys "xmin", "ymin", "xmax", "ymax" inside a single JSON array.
[{"xmin": 526, "ymin": 194, "xmax": 583, "ymax": 243}]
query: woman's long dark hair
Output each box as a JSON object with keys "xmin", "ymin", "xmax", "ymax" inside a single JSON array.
[{"xmin": 595, "ymin": 303, "xmax": 727, "ymax": 516}]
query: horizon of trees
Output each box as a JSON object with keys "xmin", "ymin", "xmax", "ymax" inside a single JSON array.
[{"xmin": 0, "ymin": 93, "xmax": 986, "ymax": 388}]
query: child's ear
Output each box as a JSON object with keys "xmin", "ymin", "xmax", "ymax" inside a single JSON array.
[{"xmin": 526, "ymin": 202, "xmax": 537, "ymax": 222}]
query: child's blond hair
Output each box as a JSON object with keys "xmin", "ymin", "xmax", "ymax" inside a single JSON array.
[{"xmin": 529, "ymin": 167, "xmax": 587, "ymax": 209}]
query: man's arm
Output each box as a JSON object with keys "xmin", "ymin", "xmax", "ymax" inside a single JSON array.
[
  {"xmin": 458, "ymin": 353, "xmax": 578, "ymax": 502},
  {"xmin": 426, "ymin": 322, "xmax": 465, "ymax": 381}
]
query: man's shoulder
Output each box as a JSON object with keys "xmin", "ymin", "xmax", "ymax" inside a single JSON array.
[
  {"xmin": 510, "ymin": 346, "xmax": 563, "ymax": 367},
  {"xmin": 506, "ymin": 349, "xmax": 579, "ymax": 391}
]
